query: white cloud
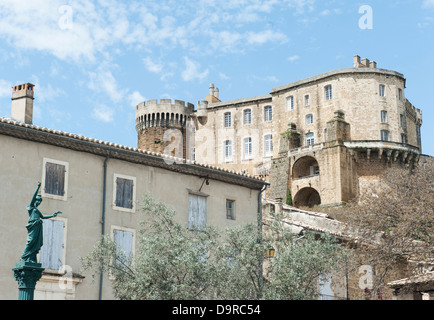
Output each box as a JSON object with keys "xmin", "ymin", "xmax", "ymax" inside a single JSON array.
[
  {"xmin": 320, "ymin": 8, "xmax": 342, "ymax": 16},
  {"xmin": 143, "ymin": 57, "xmax": 163, "ymax": 74},
  {"xmin": 128, "ymin": 91, "xmax": 146, "ymax": 107},
  {"xmin": 265, "ymin": 75, "xmax": 279, "ymax": 82},
  {"xmin": 91, "ymin": 104, "xmax": 114, "ymax": 123},
  {"xmin": 288, "ymin": 55, "xmax": 300, "ymax": 62},
  {"xmin": 0, "ymin": 0, "xmax": 297, "ymax": 63},
  {"xmin": 0, "ymin": 79, "xmax": 11, "ymax": 98},
  {"xmin": 30, "ymin": 76, "xmax": 66, "ymax": 103},
  {"xmin": 246, "ymin": 29, "xmax": 288, "ymax": 45},
  {"xmin": 88, "ymin": 67, "xmax": 126, "ymax": 103},
  {"xmin": 219, "ymin": 72, "xmax": 230, "ymax": 80},
  {"xmin": 422, "ymin": 0, "xmax": 434, "ymax": 9},
  {"xmin": 181, "ymin": 57, "xmax": 209, "ymax": 82}
]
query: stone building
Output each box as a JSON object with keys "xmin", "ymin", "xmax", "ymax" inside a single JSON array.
[
  {"xmin": 136, "ymin": 55, "xmax": 423, "ymax": 207},
  {"xmin": 0, "ymin": 84, "xmax": 268, "ymax": 299}
]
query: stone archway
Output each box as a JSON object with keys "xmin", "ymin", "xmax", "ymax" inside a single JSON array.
[
  {"xmin": 293, "ymin": 187, "xmax": 321, "ymax": 208},
  {"xmin": 292, "ymin": 156, "xmax": 319, "ymax": 179}
]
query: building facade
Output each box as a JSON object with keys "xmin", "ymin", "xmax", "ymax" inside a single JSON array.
[
  {"xmin": 0, "ymin": 87, "xmax": 267, "ymax": 299},
  {"xmin": 136, "ymin": 55, "xmax": 423, "ymax": 207}
]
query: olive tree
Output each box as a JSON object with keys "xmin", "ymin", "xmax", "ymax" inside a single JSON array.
[{"xmin": 82, "ymin": 195, "xmax": 349, "ymax": 300}]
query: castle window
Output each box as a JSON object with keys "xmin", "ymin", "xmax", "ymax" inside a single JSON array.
[
  {"xmin": 401, "ymin": 134, "xmax": 408, "ymax": 144},
  {"xmin": 381, "ymin": 130, "xmax": 389, "ymax": 142},
  {"xmin": 306, "ymin": 114, "xmax": 314, "ymax": 125},
  {"xmin": 264, "ymin": 134, "xmax": 273, "ymax": 156},
  {"xmin": 400, "ymin": 114, "xmax": 407, "ymax": 128},
  {"xmin": 113, "ymin": 174, "xmax": 136, "ymax": 212},
  {"xmin": 306, "ymin": 132, "xmax": 315, "ymax": 146},
  {"xmin": 264, "ymin": 106, "xmax": 272, "ymax": 121},
  {"xmin": 42, "ymin": 158, "xmax": 69, "ymax": 201},
  {"xmin": 243, "ymin": 109, "xmax": 252, "ymax": 125},
  {"xmin": 224, "ymin": 112, "xmax": 231, "ymax": 127},
  {"xmin": 380, "ymin": 110, "xmax": 388, "ymax": 123},
  {"xmin": 226, "ymin": 199, "xmax": 235, "ymax": 220},
  {"xmin": 287, "ymin": 96, "xmax": 294, "ymax": 110},
  {"xmin": 244, "ymin": 137, "xmax": 253, "ymax": 159},
  {"xmin": 304, "ymin": 94, "xmax": 310, "ymax": 106},
  {"xmin": 224, "ymin": 140, "xmax": 233, "ymax": 161},
  {"xmin": 379, "ymin": 84, "xmax": 385, "ymax": 97},
  {"xmin": 325, "ymin": 85, "xmax": 332, "ymax": 100},
  {"xmin": 398, "ymin": 88, "xmax": 403, "ymax": 101}
]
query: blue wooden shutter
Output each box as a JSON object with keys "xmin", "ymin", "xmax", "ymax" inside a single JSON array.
[
  {"xmin": 188, "ymin": 194, "xmax": 207, "ymax": 230},
  {"xmin": 40, "ymin": 219, "xmax": 64, "ymax": 270},
  {"xmin": 45, "ymin": 162, "xmax": 65, "ymax": 196},
  {"xmin": 113, "ymin": 229, "xmax": 133, "ymax": 264},
  {"xmin": 116, "ymin": 178, "xmax": 133, "ymax": 209}
]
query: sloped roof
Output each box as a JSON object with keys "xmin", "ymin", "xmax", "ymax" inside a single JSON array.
[{"xmin": 0, "ymin": 117, "xmax": 268, "ymax": 190}]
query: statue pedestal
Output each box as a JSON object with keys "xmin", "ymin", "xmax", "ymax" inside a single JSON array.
[{"xmin": 12, "ymin": 261, "xmax": 44, "ymax": 300}]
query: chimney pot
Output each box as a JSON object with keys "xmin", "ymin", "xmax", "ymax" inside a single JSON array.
[{"xmin": 11, "ymin": 83, "xmax": 35, "ymax": 124}]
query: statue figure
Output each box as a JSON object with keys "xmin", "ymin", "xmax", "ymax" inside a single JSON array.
[{"xmin": 20, "ymin": 182, "xmax": 62, "ymax": 264}]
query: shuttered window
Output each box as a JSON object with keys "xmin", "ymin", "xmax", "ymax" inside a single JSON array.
[
  {"xmin": 44, "ymin": 162, "xmax": 66, "ymax": 196},
  {"xmin": 113, "ymin": 229, "xmax": 134, "ymax": 265},
  {"xmin": 188, "ymin": 194, "xmax": 207, "ymax": 230},
  {"xmin": 40, "ymin": 219, "xmax": 64, "ymax": 270},
  {"xmin": 115, "ymin": 177, "xmax": 134, "ymax": 209}
]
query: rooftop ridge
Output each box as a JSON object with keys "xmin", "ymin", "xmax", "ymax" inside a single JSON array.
[{"xmin": 0, "ymin": 117, "xmax": 266, "ymax": 183}]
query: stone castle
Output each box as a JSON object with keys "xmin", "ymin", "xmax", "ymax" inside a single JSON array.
[{"xmin": 135, "ymin": 55, "xmax": 423, "ymax": 208}]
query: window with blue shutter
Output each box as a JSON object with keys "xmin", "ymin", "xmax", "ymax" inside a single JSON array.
[
  {"xmin": 40, "ymin": 219, "xmax": 64, "ymax": 270},
  {"xmin": 188, "ymin": 194, "xmax": 207, "ymax": 231},
  {"xmin": 45, "ymin": 162, "xmax": 66, "ymax": 196},
  {"xmin": 113, "ymin": 229, "xmax": 134, "ymax": 265},
  {"xmin": 115, "ymin": 177, "xmax": 134, "ymax": 209}
]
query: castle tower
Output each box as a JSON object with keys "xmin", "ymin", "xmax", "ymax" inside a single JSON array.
[
  {"xmin": 135, "ymin": 99, "xmax": 195, "ymax": 158},
  {"xmin": 11, "ymin": 83, "xmax": 35, "ymax": 124}
]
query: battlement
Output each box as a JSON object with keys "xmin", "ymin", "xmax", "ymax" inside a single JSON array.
[
  {"xmin": 353, "ymin": 55, "xmax": 377, "ymax": 68},
  {"xmin": 196, "ymin": 100, "xmax": 209, "ymax": 118},
  {"xmin": 135, "ymin": 99, "xmax": 195, "ymax": 132},
  {"xmin": 136, "ymin": 99, "xmax": 194, "ymax": 112}
]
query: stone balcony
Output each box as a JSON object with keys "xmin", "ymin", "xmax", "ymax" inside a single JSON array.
[{"xmin": 343, "ymin": 140, "xmax": 421, "ymax": 163}]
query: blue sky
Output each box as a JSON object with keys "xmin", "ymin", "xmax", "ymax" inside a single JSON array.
[{"xmin": 0, "ymin": 0, "xmax": 433, "ymax": 156}]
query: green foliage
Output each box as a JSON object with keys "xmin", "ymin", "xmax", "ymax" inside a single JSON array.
[
  {"xmin": 263, "ymin": 213, "xmax": 350, "ymax": 300},
  {"xmin": 81, "ymin": 195, "xmax": 349, "ymax": 300},
  {"xmin": 216, "ymin": 224, "xmax": 267, "ymax": 300},
  {"xmin": 286, "ymin": 188, "xmax": 293, "ymax": 206}
]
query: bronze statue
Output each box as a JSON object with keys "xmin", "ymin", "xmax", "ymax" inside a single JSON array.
[{"xmin": 21, "ymin": 182, "xmax": 62, "ymax": 264}]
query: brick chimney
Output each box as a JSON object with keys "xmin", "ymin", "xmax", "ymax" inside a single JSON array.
[{"xmin": 11, "ymin": 83, "xmax": 35, "ymax": 124}]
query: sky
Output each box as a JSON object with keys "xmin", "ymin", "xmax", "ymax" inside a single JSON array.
[{"xmin": 0, "ymin": 0, "xmax": 433, "ymax": 156}]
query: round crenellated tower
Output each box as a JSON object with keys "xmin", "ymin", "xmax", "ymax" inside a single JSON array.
[{"xmin": 135, "ymin": 99, "xmax": 195, "ymax": 157}]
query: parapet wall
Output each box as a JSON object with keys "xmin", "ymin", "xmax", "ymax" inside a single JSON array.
[{"xmin": 135, "ymin": 99, "xmax": 195, "ymax": 131}]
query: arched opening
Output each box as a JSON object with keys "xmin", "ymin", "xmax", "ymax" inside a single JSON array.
[
  {"xmin": 293, "ymin": 187, "xmax": 321, "ymax": 208},
  {"xmin": 292, "ymin": 156, "xmax": 319, "ymax": 179}
]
